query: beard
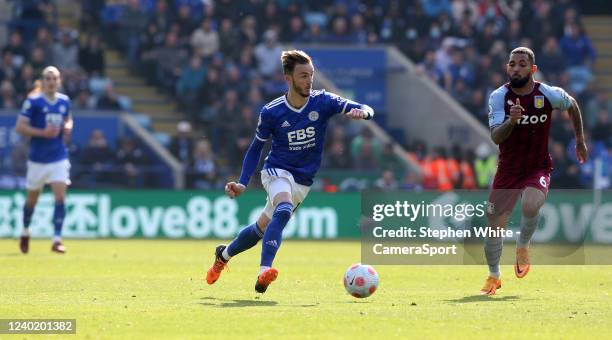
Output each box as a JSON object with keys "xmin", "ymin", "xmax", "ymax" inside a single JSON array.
[
  {"xmin": 509, "ymin": 74, "xmax": 530, "ymax": 88},
  {"xmin": 292, "ymin": 82, "xmax": 310, "ymax": 98}
]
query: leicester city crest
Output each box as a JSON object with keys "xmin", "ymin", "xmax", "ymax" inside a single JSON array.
[
  {"xmin": 534, "ymin": 95, "xmax": 544, "ymax": 109},
  {"xmin": 308, "ymin": 111, "xmax": 319, "ymax": 121}
]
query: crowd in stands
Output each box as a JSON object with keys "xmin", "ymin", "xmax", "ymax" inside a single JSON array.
[
  {"xmin": 0, "ymin": 0, "xmax": 609, "ymax": 190},
  {"xmin": 97, "ymin": 0, "xmax": 608, "ymax": 190},
  {"xmin": 0, "ymin": 1, "xmax": 133, "ymax": 112}
]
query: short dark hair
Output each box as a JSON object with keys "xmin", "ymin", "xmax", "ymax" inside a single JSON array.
[
  {"xmin": 510, "ymin": 47, "xmax": 535, "ymax": 64},
  {"xmin": 281, "ymin": 50, "xmax": 312, "ymax": 74}
]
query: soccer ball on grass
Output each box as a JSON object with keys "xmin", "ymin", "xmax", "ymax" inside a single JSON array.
[{"xmin": 343, "ymin": 263, "xmax": 379, "ymax": 298}]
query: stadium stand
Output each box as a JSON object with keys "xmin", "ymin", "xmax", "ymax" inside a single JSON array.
[{"xmin": 0, "ymin": 0, "xmax": 610, "ymax": 191}]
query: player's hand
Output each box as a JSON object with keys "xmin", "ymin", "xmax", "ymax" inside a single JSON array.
[
  {"xmin": 509, "ymin": 98, "xmax": 525, "ymax": 123},
  {"xmin": 41, "ymin": 125, "xmax": 61, "ymax": 138},
  {"xmin": 345, "ymin": 108, "xmax": 367, "ymax": 120},
  {"xmin": 575, "ymin": 141, "xmax": 588, "ymax": 164},
  {"xmin": 225, "ymin": 181, "xmax": 246, "ymax": 199}
]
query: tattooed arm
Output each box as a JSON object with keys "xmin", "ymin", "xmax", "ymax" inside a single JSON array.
[{"xmin": 567, "ymin": 97, "xmax": 588, "ymax": 163}]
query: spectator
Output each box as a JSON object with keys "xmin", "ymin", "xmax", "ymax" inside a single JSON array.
[
  {"xmin": 120, "ymin": 0, "xmax": 148, "ymax": 64},
  {"xmin": 585, "ymin": 91, "xmax": 612, "ymax": 128},
  {"xmin": 189, "ymin": 139, "xmax": 217, "ymax": 189},
  {"xmin": 52, "ymin": 30, "xmax": 79, "ymax": 73},
  {"xmin": 254, "ymin": 30, "xmax": 282, "ymax": 78},
  {"xmin": 79, "ymin": 35, "xmax": 105, "ymax": 76},
  {"xmin": 14, "ymin": 64, "xmax": 36, "ymax": 97},
  {"xmin": 380, "ymin": 143, "xmax": 404, "ymax": 175},
  {"xmin": 324, "ymin": 140, "xmax": 352, "ymax": 169},
  {"xmin": 96, "ymin": 83, "xmax": 122, "ymax": 110},
  {"xmin": 177, "ymin": 56, "xmax": 206, "ymax": 116},
  {"xmin": 351, "ymin": 127, "xmax": 381, "ymax": 168},
  {"xmin": 169, "ymin": 121, "xmax": 195, "ymax": 167},
  {"xmin": 591, "ymin": 110, "xmax": 611, "ymax": 146},
  {"xmin": 73, "ymin": 90, "xmax": 94, "ymax": 110},
  {"xmin": 0, "ymin": 80, "xmax": 16, "ymax": 109},
  {"xmin": 218, "ymin": 18, "xmax": 240, "ymax": 60},
  {"xmin": 375, "ymin": 170, "xmax": 399, "ymax": 192},
  {"xmin": 149, "ymin": 0, "xmax": 173, "ymax": 34},
  {"xmin": 151, "ymin": 32, "xmax": 187, "ymax": 91},
  {"xmin": 550, "ymin": 141, "xmax": 580, "ymax": 188},
  {"xmin": 560, "ymin": 22, "xmax": 596, "ymax": 68},
  {"xmin": 82, "ymin": 129, "xmax": 115, "ymax": 186},
  {"xmin": 116, "ymin": 138, "xmax": 147, "ymax": 187},
  {"xmin": 190, "ymin": 18, "xmax": 219, "ymax": 59},
  {"xmin": 539, "ymin": 37, "xmax": 566, "ymax": 84},
  {"xmin": 29, "ymin": 47, "xmax": 47, "ymax": 75},
  {"xmin": 473, "ymin": 143, "xmax": 496, "ymax": 189},
  {"xmin": 32, "ymin": 26, "xmax": 53, "ymax": 60},
  {"xmin": 2, "ymin": 31, "xmax": 27, "ymax": 69}
]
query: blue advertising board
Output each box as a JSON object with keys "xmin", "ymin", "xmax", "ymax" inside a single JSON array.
[{"xmin": 303, "ymin": 47, "xmax": 387, "ymax": 111}]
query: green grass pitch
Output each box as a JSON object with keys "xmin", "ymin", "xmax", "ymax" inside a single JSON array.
[{"xmin": 1, "ymin": 239, "xmax": 611, "ymax": 339}]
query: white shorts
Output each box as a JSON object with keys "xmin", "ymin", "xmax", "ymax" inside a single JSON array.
[
  {"xmin": 260, "ymin": 168, "xmax": 310, "ymax": 218},
  {"xmin": 26, "ymin": 159, "xmax": 71, "ymax": 191}
]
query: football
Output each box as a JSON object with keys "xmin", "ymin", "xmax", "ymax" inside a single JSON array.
[{"xmin": 343, "ymin": 263, "xmax": 379, "ymax": 298}]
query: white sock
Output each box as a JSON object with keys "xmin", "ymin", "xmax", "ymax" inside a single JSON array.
[
  {"xmin": 489, "ymin": 271, "xmax": 501, "ymax": 279},
  {"xmin": 21, "ymin": 228, "xmax": 30, "ymax": 237},
  {"xmin": 259, "ymin": 266, "xmax": 270, "ymax": 275},
  {"xmin": 53, "ymin": 236, "xmax": 61, "ymax": 243},
  {"xmin": 221, "ymin": 248, "xmax": 231, "ymax": 262}
]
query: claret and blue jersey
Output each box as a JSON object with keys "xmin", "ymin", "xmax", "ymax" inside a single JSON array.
[
  {"xmin": 240, "ymin": 89, "xmax": 373, "ymax": 187},
  {"xmin": 20, "ymin": 93, "xmax": 71, "ymax": 163}
]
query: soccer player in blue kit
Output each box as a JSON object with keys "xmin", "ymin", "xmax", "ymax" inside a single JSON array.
[
  {"xmin": 206, "ymin": 50, "xmax": 374, "ymax": 293},
  {"xmin": 15, "ymin": 66, "xmax": 73, "ymax": 254}
]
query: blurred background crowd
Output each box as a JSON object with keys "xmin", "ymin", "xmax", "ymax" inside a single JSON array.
[{"xmin": 0, "ymin": 0, "xmax": 609, "ymax": 191}]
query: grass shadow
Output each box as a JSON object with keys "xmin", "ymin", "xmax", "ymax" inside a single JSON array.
[
  {"xmin": 445, "ymin": 295, "xmax": 522, "ymax": 304},
  {"xmin": 0, "ymin": 253, "xmax": 23, "ymax": 257},
  {"xmin": 199, "ymin": 296, "xmax": 316, "ymax": 308}
]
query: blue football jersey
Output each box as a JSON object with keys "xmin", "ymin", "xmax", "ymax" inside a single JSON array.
[
  {"xmin": 20, "ymin": 93, "xmax": 71, "ymax": 163},
  {"xmin": 255, "ymin": 90, "xmax": 367, "ymax": 186}
]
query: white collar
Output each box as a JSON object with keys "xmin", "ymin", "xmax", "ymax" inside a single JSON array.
[
  {"xmin": 43, "ymin": 93, "xmax": 58, "ymax": 105},
  {"xmin": 283, "ymin": 94, "xmax": 309, "ymax": 113}
]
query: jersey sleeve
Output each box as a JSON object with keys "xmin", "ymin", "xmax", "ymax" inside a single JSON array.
[
  {"xmin": 20, "ymin": 98, "xmax": 34, "ymax": 119},
  {"xmin": 542, "ymin": 85, "xmax": 573, "ymax": 111},
  {"xmin": 325, "ymin": 91, "xmax": 374, "ymax": 119},
  {"xmin": 487, "ymin": 88, "xmax": 506, "ymax": 128},
  {"xmin": 255, "ymin": 107, "xmax": 272, "ymax": 141}
]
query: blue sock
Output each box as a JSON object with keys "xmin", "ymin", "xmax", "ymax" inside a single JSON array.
[
  {"xmin": 225, "ymin": 222, "xmax": 264, "ymax": 259},
  {"xmin": 53, "ymin": 203, "xmax": 65, "ymax": 238},
  {"xmin": 23, "ymin": 205, "xmax": 34, "ymax": 229},
  {"xmin": 260, "ymin": 202, "xmax": 293, "ymax": 267}
]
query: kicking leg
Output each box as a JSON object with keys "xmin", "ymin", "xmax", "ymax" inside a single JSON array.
[
  {"xmin": 20, "ymin": 190, "xmax": 41, "ymax": 254},
  {"xmin": 50, "ymin": 182, "xmax": 67, "ymax": 254},
  {"xmin": 206, "ymin": 214, "xmax": 270, "ymax": 285},
  {"xmin": 515, "ymin": 187, "xmax": 546, "ymax": 278}
]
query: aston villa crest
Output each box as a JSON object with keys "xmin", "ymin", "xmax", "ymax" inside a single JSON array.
[{"xmin": 534, "ymin": 95, "xmax": 544, "ymax": 109}]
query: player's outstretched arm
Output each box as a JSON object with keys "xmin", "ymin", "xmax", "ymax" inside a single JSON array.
[
  {"xmin": 345, "ymin": 104, "xmax": 374, "ymax": 120},
  {"xmin": 226, "ymin": 136, "xmax": 266, "ymax": 198},
  {"xmin": 566, "ymin": 97, "xmax": 588, "ymax": 163},
  {"xmin": 490, "ymin": 98, "xmax": 523, "ymax": 144},
  {"xmin": 15, "ymin": 116, "xmax": 60, "ymax": 138}
]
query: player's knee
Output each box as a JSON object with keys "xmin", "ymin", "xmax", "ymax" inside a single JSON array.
[
  {"xmin": 521, "ymin": 204, "xmax": 539, "ymax": 218},
  {"xmin": 272, "ymin": 202, "xmax": 293, "ymax": 222}
]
